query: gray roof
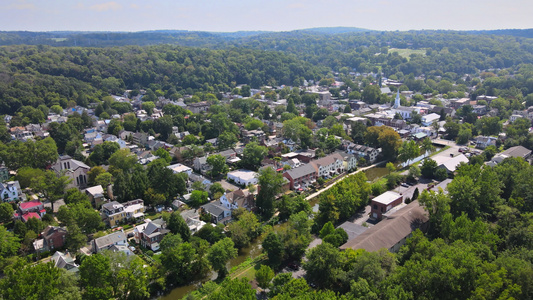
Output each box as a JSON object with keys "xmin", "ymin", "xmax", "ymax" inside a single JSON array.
[
  {"xmin": 102, "ymin": 201, "xmax": 122, "ymax": 211},
  {"xmin": 201, "ymin": 202, "xmax": 229, "ymax": 217},
  {"xmin": 144, "ymin": 222, "xmax": 162, "ymax": 236},
  {"xmin": 340, "ymin": 201, "xmax": 429, "ymax": 252},
  {"xmin": 337, "ymin": 222, "xmax": 369, "ymax": 241},
  {"xmin": 284, "ymin": 163, "xmax": 316, "ymax": 179},
  {"xmin": 499, "ymin": 146, "xmax": 531, "ymax": 158},
  {"xmin": 94, "ymin": 230, "xmax": 126, "ymax": 250}
]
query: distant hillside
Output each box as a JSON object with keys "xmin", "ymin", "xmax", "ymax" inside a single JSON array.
[
  {"xmin": 298, "ymin": 27, "xmax": 372, "ymax": 34},
  {"xmin": 467, "ymin": 29, "xmax": 533, "ymax": 39}
]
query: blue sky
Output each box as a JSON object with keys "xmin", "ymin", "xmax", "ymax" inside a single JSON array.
[{"xmin": 1, "ymin": 0, "xmax": 531, "ymax": 32}]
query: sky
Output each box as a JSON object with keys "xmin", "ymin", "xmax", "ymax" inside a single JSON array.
[{"xmin": 0, "ymin": 0, "xmax": 531, "ymax": 32}]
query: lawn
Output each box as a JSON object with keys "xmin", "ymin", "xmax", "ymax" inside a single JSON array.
[{"xmin": 389, "ymin": 48, "xmax": 426, "ymax": 60}]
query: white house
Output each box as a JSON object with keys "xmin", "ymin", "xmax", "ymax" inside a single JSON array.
[
  {"xmin": 227, "ymin": 169, "xmax": 258, "ymax": 186},
  {"xmin": 167, "ymin": 163, "xmax": 193, "ymax": 176},
  {"xmin": 219, "ymin": 189, "xmax": 254, "ymax": 211},
  {"xmin": 0, "ymin": 181, "xmax": 22, "ymax": 202},
  {"xmin": 421, "ymin": 113, "xmax": 440, "ymax": 127}
]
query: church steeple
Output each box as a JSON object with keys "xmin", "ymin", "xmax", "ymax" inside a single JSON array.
[{"xmin": 393, "ymin": 89, "xmax": 401, "ymax": 109}]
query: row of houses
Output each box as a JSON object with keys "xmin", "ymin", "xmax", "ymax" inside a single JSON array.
[{"xmin": 283, "ymin": 151, "xmax": 357, "ymax": 190}]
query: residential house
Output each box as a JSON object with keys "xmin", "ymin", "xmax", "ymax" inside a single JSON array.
[
  {"xmin": 187, "ymin": 101, "xmax": 211, "ymax": 114},
  {"xmin": 15, "ymin": 200, "xmax": 46, "ymax": 222},
  {"xmin": 475, "ymin": 136, "xmax": 497, "ymax": 149},
  {"xmin": 180, "ymin": 209, "xmax": 206, "ymax": 234},
  {"xmin": 201, "ymin": 202, "xmax": 232, "ymax": 224},
  {"xmin": 433, "ymin": 154, "xmax": 469, "ymax": 174},
  {"xmin": 472, "ymin": 105, "xmax": 488, "ymax": 115},
  {"xmin": 134, "ymin": 219, "xmax": 169, "ymax": 251},
  {"xmin": 0, "ymin": 166, "xmax": 9, "ymax": 182},
  {"xmin": 92, "ymin": 230, "xmax": 128, "ymax": 253},
  {"xmin": 310, "ymin": 152, "xmax": 345, "ymax": 178},
  {"xmin": 334, "ymin": 151, "xmax": 357, "ymax": 171},
  {"xmin": 227, "ymin": 169, "xmax": 258, "ymax": 186},
  {"xmin": 84, "ymin": 131, "xmax": 102, "ymax": 143},
  {"xmin": 0, "ymin": 181, "xmax": 23, "ymax": 202},
  {"xmin": 132, "ymin": 132, "xmax": 150, "ymax": 146},
  {"xmin": 421, "ymin": 113, "xmax": 440, "ymax": 127},
  {"xmin": 283, "ymin": 164, "xmax": 317, "ymax": 190},
  {"xmin": 219, "ymin": 189, "xmax": 254, "ymax": 211},
  {"xmin": 346, "ymin": 144, "xmax": 379, "ymax": 163},
  {"xmin": 340, "ymin": 201, "xmax": 429, "ymax": 253},
  {"xmin": 370, "ymin": 191, "xmax": 403, "ymax": 221},
  {"xmin": 51, "ymin": 156, "xmax": 90, "ymax": 189},
  {"xmin": 101, "ymin": 199, "xmax": 145, "ymax": 227},
  {"xmin": 33, "ymin": 226, "xmax": 68, "ymax": 252},
  {"xmin": 430, "ymin": 106, "xmax": 455, "ymax": 118},
  {"xmin": 167, "ymin": 163, "xmax": 193, "ymax": 176},
  {"xmin": 509, "ymin": 114, "xmax": 524, "ymax": 123},
  {"xmin": 104, "ymin": 135, "xmax": 127, "ymax": 148},
  {"xmin": 241, "ymin": 129, "xmax": 266, "ymax": 144},
  {"xmin": 85, "ymin": 185, "xmax": 106, "ymax": 208},
  {"xmin": 193, "ymin": 156, "xmax": 210, "ymax": 174},
  {"xmin": 281, "ymin": 158, "xmax": 302, "ymax": 169},
  {"xmin": 488, "ymin": 146, "xmax": 532, "ymax": 167},
  {"xmin": 51, "ymin": 251, "xmax": 79, "ymax": 272}
]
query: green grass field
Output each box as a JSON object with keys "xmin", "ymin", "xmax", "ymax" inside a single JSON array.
[{"xmin": 389, "ymin": 48, "xmax": 426, "ymax": 60}]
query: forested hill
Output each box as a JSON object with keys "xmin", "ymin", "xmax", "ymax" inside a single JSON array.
[
  {"xmin": 0, "ymin": 45, "xmax": 327, "ymax": 115},
  {"xmin": 467, "ymin": 29, "xmax": 533, "ymax": 39},
  {"xmin": 2, "ymin": 29, "xmax": 533, "ymax": 77}
]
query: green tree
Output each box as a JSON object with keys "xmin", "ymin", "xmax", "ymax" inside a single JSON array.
[
  {"xmin": 241, "ymin": 142, "xmax": 268, "ymax": 170},
  {"xmin": 190, "ymin": 190, "xmax": 209, "ymax": 208},
  {"xmin": 87, "ymin": 166, "xmax": 106, "ymax": 186},
  {"xmin": 262, "ymin": 232, "xmax": 284, "ymax": 269},
  {"xmin": 421, "ymin": 159, "xmax": 438, "ymax": 179},
  {"xmin": 256, "ymin": 167, "xmax": 285, "ymax": 219},
  {"xmin": 207, "ymin": 237, "xmax": 238, "ymax": 279},
  {"xmin": 31, "ymin": 170, "xmax": 72, "ymax": 212},
  {"xmin": 303, "ymin": 242, "xmax": 343, "ymax": 289},
  {"xmin": 79, "ymin": 254, "xmax": 113, "ymax": 300},
  {"xmin": 256, "ymin": 265, "xmax": 275, "ymax": 290},
  {"xmin": 227, "ymin": 209, "xmax": 260, "ymax": 248},
  {"xmin": 142, "ymin": 101, "xmax": 156, "ymax": 115},
  {"xmin": 207, "ymin": 154, "xmax": 229, "ymax": 178},
  {"xmin": 168, "ymin": 212, "xmax": 191, "ymax": 242},
  {"xmin": 88, "ymin": 141, "xmax": 120, "ymax": 165},
  {"xmin": 0, "ymin": 202, "xmax": 14, "ymax": 223},
  {"xmin": 0, "ymin": 225, "xmax": 20, "ymax": 257},
  {"xmin": 154, "ymin": 147, "xmax": 172, "ymax": 164},
  {"xmin": 0, "ymin": 260, "xmax": 81, "ymax": 300},
  {"xmin": 362, "ymin": 85, "xmax": 381, "ymax": 104},
  {"xmin": 65, "ymin": 223, "xmax": 86, "ymax": 253}
]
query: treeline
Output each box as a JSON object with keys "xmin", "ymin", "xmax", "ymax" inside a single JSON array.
[
  {"xmin": 4, "ymin": 30, "xmax": 533, "ymax": 81},
  {"xmin": 0, "ymin": 44, "xmax": 327, "ymax": 115}
]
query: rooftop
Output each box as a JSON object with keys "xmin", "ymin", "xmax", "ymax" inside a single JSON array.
[
  {"xmin": 227, "ymin": 169, "xmax": 258, "ymax": 180},
  {"xmin": 340, "ymin": 201, "xmax": 429, "ymax": 252},
  {"xmin": 372, "ymin": 191, "xmax": 402, "ymax": 205}
]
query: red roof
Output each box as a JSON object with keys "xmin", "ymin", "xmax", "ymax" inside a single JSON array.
[
  {"xmin": 19, "ymin": 200, "xmax": 42, "ymax": 210},
  {"xmin": 39, "ymin": 209, "xmax": 46, "ymax": 213},
  {"xmin": 22, "ymin": 212, "xmax": 41, "ymax": 222}
]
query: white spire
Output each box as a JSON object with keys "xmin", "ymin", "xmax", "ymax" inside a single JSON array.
[{"xmin": 393, "ymin": 89, "xmax": 401, "ymax": 109}]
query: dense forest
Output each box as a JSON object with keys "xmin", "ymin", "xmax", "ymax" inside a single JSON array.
[{"xmin": 0, "ymin": 45, "xmax": 327, "ymax": 115}]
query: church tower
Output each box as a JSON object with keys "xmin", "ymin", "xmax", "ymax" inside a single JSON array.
[{"xmin": 393, "ymin": 89, "xmax": 401, "ymax": 109}]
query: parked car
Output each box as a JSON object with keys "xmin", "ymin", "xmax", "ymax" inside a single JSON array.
[
  {"xmin": 287, "ymin": 262, "xmax": 299, "ymax": 271},
  {"xmin": 127, "ymin": 232, "xmax": 134, "ymax": 238},
  {"xmin": 401, "ymin": 183, "xmax": 409, "ymax": 188}
]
